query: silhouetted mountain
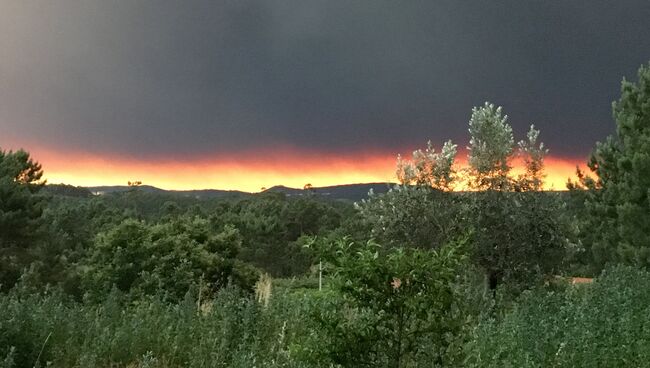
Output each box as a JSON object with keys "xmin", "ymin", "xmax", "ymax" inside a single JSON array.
[
  {"xmin": 86, "ymin": 185, "xmax": 249, "ymax": 199},
  {"xmin": 80, "ymin": 183, "xmax": 394, "ymax": 202},
  {"xmin": 263, "ymin": 185, "xmax": 304, "ymax": 196},
  {"xmin": 87, "ymin": 185, "xmax": 165, "ymax": 195},
  {"xmin": 44, "ymin": 184, "xmax": 93, "ymax": 198},
  {"xmin": 264, "ymin": 183, "xmax": 393, "ymax": 201}
]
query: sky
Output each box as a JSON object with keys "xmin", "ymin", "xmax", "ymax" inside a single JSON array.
[{"xmin": 1, "ymin": 1, "xmax": 649, "ymax": 191}]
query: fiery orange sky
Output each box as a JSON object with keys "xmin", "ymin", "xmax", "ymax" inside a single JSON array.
[{"xmin": 8, "ymin": 143, "xmax": 586, "ymax": 192}]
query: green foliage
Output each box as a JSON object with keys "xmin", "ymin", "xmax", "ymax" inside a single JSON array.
[
  {"xmin": 0, "ymin": 148, "xmax": 47, "ymax": 289},
  {"xmin": 80, "ymin": 217, "xmax": 254, "ymax": 301},
  {"xmin": 396, "ymin": 140, "xmax": 458, "ymax": 190},
  {"xmin": 467, "ymin": 102, "xmax": 515, "ymax": 191},
  {"xmin": 516, "ymin": 125, "xmax": 548, "ymax": 191},
  {"xmin": 42, "ymin": 184, "xmax": 92, "ymax": 198},
  {"xmin": 12, "ymin": 266, "xmax": 650, "ymax": 368},
  {"xmin": 358, "ymin": 103, "xmax": 564, "ymax": 294},
  {"xmin": 356, "ymin": 186, "xmax": 464, "ymax": 249},
  {"xmin": 466, "ymin": 103, "xmax": 550, "ymax": 192},
  {"xmin": 466, "ymin": 265, "xmax": 650, "ymax": 367},
  {"xmin": 1, "ymin": 347, "xmax": 15, "ymax": 368},
  {"xmin": 3, "ymin": 167, "xmax": 348, "ymax": 294},
  {"xmin": 315, "ymin": 237, "xmax": 470, "ymax": 367},
  {"xmin": 571, "ymin": 62, "xmax": 650, "ymax": 272},
  {"xmin": 211, "ymin": 194, "xmax": 343, "ymax": 276},
  {"xmin": 468, "ymin": 191, "xmax": 569, "ymax": 292},
  {"xmin": 0, "ymin": 285, "xmax": 326, "ymax": 368}
]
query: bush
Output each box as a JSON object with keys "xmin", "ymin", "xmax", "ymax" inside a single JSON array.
[
  {"xmin": 466, "ymin": 265, "xmax": 650, "ymax": 367},
  {"xmin": 80, "ymin": 217, "xmax": 256, "ymax": 302},
  {"xmin": 355, "ymin": 186, "xmax": 464, "ymax": 250},
  {"xmin": 313, "ymin": 237, "xmax": 472, "ymax": 368}
]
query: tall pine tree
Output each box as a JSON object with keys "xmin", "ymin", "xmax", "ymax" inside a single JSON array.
[
  {"xmin": 572, "ymin": 62, "xmax": 650, "ymax": 271},
  {"xmin": 0, "ymin": 148, "xmax": 46, "ymax": 288}
]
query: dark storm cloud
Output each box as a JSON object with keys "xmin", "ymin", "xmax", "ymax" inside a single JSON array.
[{"xmin": 1, "ymin": 0, "xmax": 649, "ymax": 159}]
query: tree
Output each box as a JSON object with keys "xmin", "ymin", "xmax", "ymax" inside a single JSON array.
[
  {"xmin": 0, "ymin": 149, "xmax": 46, "ymax": 244},
  {"xmin": 469, "ymin": 191, "xmax": 568, "ymax": 291},
  {"xmin": 517, "ymin": 125, "xmax": 548, "ymax": 191},
  {"xmin": 463, "ymin": 103, "xmax": 568, "ymax": 292},
  {"xmin": 570, "ymin": 62, "xmax": 650, "ymax": 271},
  {"xmin": 360, "ymin": 102, "xmax": 565, "ymax": 291},
  {"xmin": 396, "ymin": 140, "xmax": 458, "ymax": 191},
  {"xmin": 357, "ymin": 139, "xmax": 461, "ymax": 250},
  {"xmin": 467, "ymin": 102, "xmax": 514, "ymax": 191},
  {"xmin": 0, "ymin": 148, "xmax": 47, "ymax": 289},
  {"xmin": 359, "ymin": 101, "xmax": 564, "ymax": 293},
  {"xmin": 466, "ymin": 103, "xmax": 549, "ymax": 191}
]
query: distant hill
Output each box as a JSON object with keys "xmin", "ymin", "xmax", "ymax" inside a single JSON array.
[
  {"xmin": 263, "ymin": 183, "xmax": 394, "ymax": 201},
  {"xmin": 77, "ymin": 182, "xmax": 394, "ymax": 202},
  {"xmin": 87, "ymin": 185, "xmax": 166, "ymax": 195},
  {"xmin": 86, "ymin": 185, "xmax": 249, "ymax": 199},
  {"xmin": 49, "ymin": 183, "xmax": 568, "ymax": 202},
  {"xmin": 43, "ymin": 184, "xmax": 93, "ymax": 198}
]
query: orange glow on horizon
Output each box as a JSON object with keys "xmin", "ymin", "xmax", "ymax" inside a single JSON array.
[
  {"xmin": 3, "ymin": 144, "xmax": 587, "ymax": 192},
  {"xmin": 33, "ymin": 148, "xmax": 399, "ymax": 192},
  {"xmin": 512, "ymin": 156, "xmax": 584, "ymax": 191}
]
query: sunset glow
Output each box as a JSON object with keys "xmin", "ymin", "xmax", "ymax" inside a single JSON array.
[
  {"xmin": 17, "ymin": 145, "xmax": 586, "ymax": 192},
  {"xmin": 29, "ymin": 146, "xmax": 398, "ymax": 192}
]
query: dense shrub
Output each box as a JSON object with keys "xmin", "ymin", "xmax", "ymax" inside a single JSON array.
[
  {"xmin": 313, "ymin": 237, "xmax": 473, "ymax": 368},
  {"xmin": 466, "ymin": 265, "xmax": 650, "ymax": 367},
  {"xmin": 80, "ymin": 217, "xmax": 256, "ymax": 302},
  {"xmin": 355, "ymin": 186, "xmax": 464, "ymax": 250}
]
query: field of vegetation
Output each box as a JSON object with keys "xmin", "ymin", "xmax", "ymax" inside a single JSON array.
[{"xmin": 1, "ymin": 63, "xmax": 649, "ymax": 367}]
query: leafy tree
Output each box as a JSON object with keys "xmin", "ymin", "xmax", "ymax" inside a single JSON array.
[
  {"xmin": 357, "ymin": 139, "xmax": 462, "ymax": 250},
  {"xmin": 396, "ymin": 140, "xmax": 458, "ymax": 190},
  {"xmin": 569, "ymin": 62, "xmax": 650, "ymax": 272},
  {"xmin": 160, "ymin": 200, "xmax": 182, "ymax": 218},
  {"xmin": 282, "ymin": 197, "xmax": 341, "ymax": 239},
  {"xmin": 463, "ymin": 103, "xmax": 568, "ymax": 291},
  {"xmin": 516, "ymin": 125, "xmax": 548, "ymax": 191},
  {"xmin": 32, "ymin": 199, "xmax": 102, "ymax": 293},
  {"xmin": 0, "ymin": 148, "xmax": 47, "ymax": 289},
  {"xmin": 469, "ymin": 191, "xmax": 568, "ymax": 292},
  {"xmin": 362, "ymin": 102, "xmax": 564, "ymax": 292},
  {"xmin": 315, "ymin": 237, "xmax": 469, "ymax": 368},
  {"xmin": 466, "ymin": 103, "xmax": 549, "ymax": 191},
  {"xmin": 467, "ymin": 102, "xmax": 514, "ymax": 191}
]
